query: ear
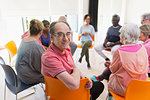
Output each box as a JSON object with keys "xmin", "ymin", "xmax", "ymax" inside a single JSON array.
[
  {"xmin": 40, "ymin": 30, "xmax": 43, "ymax": 36},
  {"xmin": 50, "ymin": 33, "xmax": 54, "ymax": 42}
]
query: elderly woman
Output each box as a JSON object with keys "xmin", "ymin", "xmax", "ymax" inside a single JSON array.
[
  {"xmin": 15, "ymin": 19, "xmax": 45, "ymax": 84},
  {"xmin": 139, "ymin": 23, "xmax": 150, "ymax": 77},
  {"xmin": 78, "ymin": 14, "xmax": 95, "ymax": 68},
  {"xmin": 108, "ymin": 23, "xmax": 148, "ymax": 97}
]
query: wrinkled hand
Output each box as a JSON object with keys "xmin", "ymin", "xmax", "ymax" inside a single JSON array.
[
  {"xmin": 85, "ymin": 79, "xmax": 93, "ymax": 90},
  {"xmin": 107, "ymin": 43, "xmax": 114, "ymax": 47},
  {"xmin": 104, "ymin": 61, "xmax": 111, "ymax": 67}
]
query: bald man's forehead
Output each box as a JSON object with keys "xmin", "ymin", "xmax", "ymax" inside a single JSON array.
[{"xmin": 55, "ymin": 22, "xmax": 70, "ymax": 30}]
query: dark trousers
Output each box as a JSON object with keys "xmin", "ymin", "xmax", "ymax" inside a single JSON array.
[
  {"xmin": 90, "ymin": 81, "xmax": 104, "ymax": 100},
  {"xmin": 80, "ymin": 40, "xmax": 92, "ymax": 64},
  {"xmin": 98, "ymin": 67, "xmax": 111, "ymax": 81}
]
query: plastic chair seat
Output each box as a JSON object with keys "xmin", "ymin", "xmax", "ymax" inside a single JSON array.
[
  {"xmin": 77, "ymin": 36, "xmax": 94, "ymax": 49},
  {"xmin": 77, "ymin": 44, "xmax": 94, "ymax": 49}
]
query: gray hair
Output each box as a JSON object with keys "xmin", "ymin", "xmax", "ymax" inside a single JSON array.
[
  {"xmin": 49, "ymin": 21, "xmax": 71, "ymax": 35},
  {"xmin": 119, "ymin": 23, "xmax": 140, "ymax": 44},
  {"xmin": 140, "ymin": 23, "xmax": 150, "ymax": 36},
  {"xmin": 112, "ymin": 14, "xmax": 120, "ymax": 21},
  {"xmin": 141, "ymin": 13, "xmax": 150, "ymax": 20}
]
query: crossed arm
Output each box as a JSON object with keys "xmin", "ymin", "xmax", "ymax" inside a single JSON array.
[{"xmin": 56, "ymin": 67, "xmax": 93, "ymax": 90}]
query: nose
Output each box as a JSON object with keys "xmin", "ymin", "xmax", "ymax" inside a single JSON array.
[{"xmin": 62, "ymin": 34, "xmax": 69, "ymax": 41}]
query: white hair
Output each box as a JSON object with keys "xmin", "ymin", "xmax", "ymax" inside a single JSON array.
[{"xmin": 119, "ymin": 23, "xmax": 140, "ymax": 44}]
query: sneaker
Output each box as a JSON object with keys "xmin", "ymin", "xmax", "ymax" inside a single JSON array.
[
  {"xmin": 106, "ymin": 91, "xmax": 113, "ymax": 100},
  {"xmin": 105, "ymin": 58, "xmax": 110, "ymax": 61},
  {"xmin": 90, "ymin": 75, "xmax": 99, "ymax": 82}
]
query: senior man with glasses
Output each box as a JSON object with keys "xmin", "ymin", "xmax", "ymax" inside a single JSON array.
[{"xmin": 41, "ymin": 21, "xmax": 104, "ymax": 100}]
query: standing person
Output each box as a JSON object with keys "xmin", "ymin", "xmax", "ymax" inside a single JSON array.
[
  {"xmin": 40, "ymin": 20, "xmax": 51, "ymax": 50},
  {"xmin": 94, "ymin": 14, "xmax": 122, "ymax": 61},
  {"xmin": 78, "ymin": 14, "xmax": 95, "ymax": 68},
  {"xmin": 107, "ymin": 23, "xmax": 148, "ymax": 97},
  {"xmin": 139, "ymin": 23, "xmax": 150, "ymax": 77},
  {"xmin": 41, "ymin": 21, "xmax": 104, "ymax": 100},
  {"xmin": 15, "ymin": 19, "xmax": 44, "ymax": 84},
  {"xmin": 58, "ymin": 16, "xmax": 77, "ymax": 56}
]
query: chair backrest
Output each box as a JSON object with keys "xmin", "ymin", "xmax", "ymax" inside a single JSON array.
[
  {"xmin": 44, "ymin": 76, "xmax": 90, "ymax": 100},
  {"xmin": 125, "ymin": 79, "xmax": 150, "ymax": 100},
  {"xmin": 4, "ymin": 40, "xmax": 17, "ymax": 64},
  {"xmin": 1, "ymin": 64, "xmax": 18, "ymax": 88}
]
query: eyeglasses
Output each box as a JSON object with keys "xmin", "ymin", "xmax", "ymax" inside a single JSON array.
[{"xmin": 53, "ymin": 32, "xmax": 71, "ymax": 38}]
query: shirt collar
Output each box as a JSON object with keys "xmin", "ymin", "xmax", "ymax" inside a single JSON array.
[{"xmin": 50, "ymin": 43, "xmax": 67, "ymax": 56}]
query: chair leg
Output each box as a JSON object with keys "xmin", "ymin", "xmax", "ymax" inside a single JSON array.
[
  {"xmin": 16, "ymin": 93, "xmax": 17, "ymax": 100},
  {"xmin": 45, "ymin": 94, "xmax": 48, "ymax": 100},
  {"xmin": 4, "ymin": 83, "xmax": 6, "ymax": 100},
  {"xmin": 40, "ymin": 83, "xmax": 45, "ymax": 92}
]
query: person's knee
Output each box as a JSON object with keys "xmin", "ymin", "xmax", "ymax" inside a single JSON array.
[{"xmin": 94, "ymin": 46, "xmax": 103, "ymax": 52}]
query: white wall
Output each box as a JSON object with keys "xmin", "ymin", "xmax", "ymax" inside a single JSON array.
[
  {"xmin": 126, "ymin": 0, "xmax": 150, "ymax": 25},
  {"xmin": 0, "ymin": 0, "xmax": 84, "ymax": 47},
  {"xmin": 49, "ymin": 0, "xmax": 78, "ymax": 15},
  {"xmin": 97, "ymin": 0, "xmax": 126, "ymax": 44}
]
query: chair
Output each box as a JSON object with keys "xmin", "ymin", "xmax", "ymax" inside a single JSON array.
[
  {"xmin": 109, "ymin": 79, "xmax": 150, "ymax": 100},
  {"xmin": 44, "ymin": 76, "xmax": 90, "ymax": 100},
  {"xmin": 4, "ymin": 40, "xmax": 17, "ymax": 66},
  {"xmin": 0, "ymin": 59, "xmax": 37, "ymax": 100},
  {"xmin": 77, "ymin": 36, "xmax": 94, "ymax": 49}
]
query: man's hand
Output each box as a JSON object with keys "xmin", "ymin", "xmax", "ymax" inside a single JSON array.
[
  {"xmin": 103, "ymin": 43, "xmax": 107, "ymax": 48},
  {"xmin": 85, "ymin": 79, "xmax": 93, "ymax": 90},
  {"xmin": 104, "ymin": 61, "xmax": 111, "ymax": 67}
]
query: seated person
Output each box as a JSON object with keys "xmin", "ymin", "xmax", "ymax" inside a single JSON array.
[
  {"xmin": 58, "ymin": 16, "xmax": 77, "ymax": 56},
  {"xmin": 15, "ymin": 19, "xmax": 45, "ymax": 84},
  {"xmin": 92, "ymin": 23, "xmax": 148, "ymax": 98},
  {"xmin": 41, "ymin": 21, "xmax": 104, "ymax": 100},
  {"xmin": 94, "ymin": 14, "xmax": 122, "ymax": 61},
  {"xmin": 139, "ymin": 23, "xmax": 150, "ymax": 77},
  {"xmin": 78, "ymin": 14, "xmax": 95, "ymax": 68},
  {"xmin": 40, "ymin": 20, "xmax": 51, "ymax": 50}
]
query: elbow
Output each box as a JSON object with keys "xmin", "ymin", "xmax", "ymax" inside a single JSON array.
[{"xmin": 67, "ymin": 81, "xmax": 80, "ymax": 90}]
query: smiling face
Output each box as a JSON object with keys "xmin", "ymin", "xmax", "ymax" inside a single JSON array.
[
  {"xmin": 112, "ymin": 17, "xmax": 119, "ymax": 27},
  {"xmin": 51, "ymin": 22, "xmax": 71, "ymax": 51},
  {"xmin": 85, "ymin": 16, "xmax": 90, "ymax": 24},
  {"xmin": 139, "ymin": 32, "xmax": 149, "ymax": 42}
]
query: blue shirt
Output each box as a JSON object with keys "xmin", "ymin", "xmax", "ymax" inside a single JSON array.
[
  {"xmin": 41, "ymin": 32, "xmax": 50, "ymax": 47},
  {"xmin": 79, "ymin": 25, "xmax": 95, "ymax": 42},
  {"xmin": 107, "ymin": 25, "xmax": 122, "ymax": 42}
]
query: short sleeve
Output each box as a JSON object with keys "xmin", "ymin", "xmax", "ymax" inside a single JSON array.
[
  {"xmin": 91, "ymin": 25, "xmax": 95, "ymax": 35},
  {"xmin": 42, "ymin": 55, "xmax": 66, "ymax": 77},
  {"xmin": 79, "ymin": 26, "xmax": 83, "ymax": 35}
]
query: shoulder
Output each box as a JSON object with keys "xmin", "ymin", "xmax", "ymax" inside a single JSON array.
[
  {"xmin": 118, "ymin": 25, "xmax": 122, "ymax": 29},
  {"xmin": 108, "ymin": 26, "xmax": 113, "ymax": 30}
]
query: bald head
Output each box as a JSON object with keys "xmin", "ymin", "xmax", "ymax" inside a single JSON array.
[{"xmin": 58, "ymin": 16, "xmax": 67, "ymax": 22}]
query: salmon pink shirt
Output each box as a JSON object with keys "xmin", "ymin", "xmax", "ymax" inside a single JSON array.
[
  {"xmin": 108, "ymin": 44, "xmax": 148, "ymax": 97},
  {"xmin": 41, "ymin": 44, "xmax": 74, "ymax": 77}
]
